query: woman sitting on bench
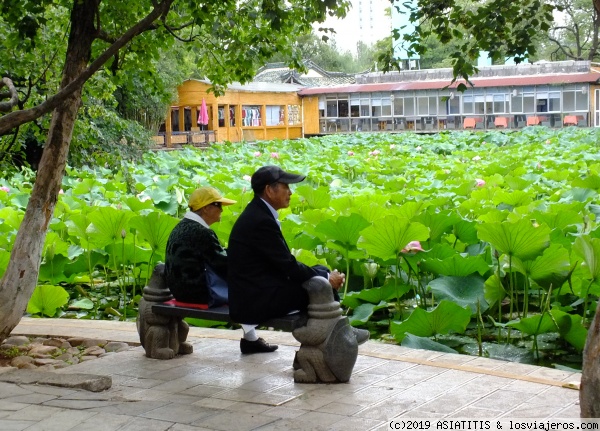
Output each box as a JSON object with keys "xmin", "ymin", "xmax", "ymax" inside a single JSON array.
[{"xmin": 164, "ymin": 187, "xmax": 236, "ymax": 305}]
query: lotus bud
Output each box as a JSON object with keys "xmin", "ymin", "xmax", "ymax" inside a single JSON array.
[{"xmin": 363, "ymin": 262, "xmax": 379, "ymax": 278}]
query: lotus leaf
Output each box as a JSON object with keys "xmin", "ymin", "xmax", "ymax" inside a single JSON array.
[{"xmin": 390, "ymin": 300, "xmax": 472, "ymax": 342}]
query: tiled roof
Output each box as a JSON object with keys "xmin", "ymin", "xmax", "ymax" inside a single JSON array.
[
  {"xmin": 299, "ymin": 71, "xmax": 600, "ymax": 95},
  {"xmin": 253, "ymin": 60, "xmax": 356, "ymax": 87}
]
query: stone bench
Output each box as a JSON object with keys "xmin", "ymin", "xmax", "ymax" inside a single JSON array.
[{"xmin": 136, "ymin": 264, "xmax": 366, "ymax": 383}]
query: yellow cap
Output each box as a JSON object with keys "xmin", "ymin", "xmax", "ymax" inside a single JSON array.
[{"xmin": 188, "ymin": 187, "xmax": 236, "ymax": 211}]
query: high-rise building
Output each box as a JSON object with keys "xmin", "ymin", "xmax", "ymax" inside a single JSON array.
[{"xmin": 314, "ymin": 0, "xmax": 392, "ymax": 55}]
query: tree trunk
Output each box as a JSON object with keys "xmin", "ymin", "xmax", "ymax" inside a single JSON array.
[
  {"xmin": 0, "ymin": 0, "xmax": 99, "ymax": 341},
  {"xmin": 581, "ymin": 299, "xmax": 600, "ymax": 416}
]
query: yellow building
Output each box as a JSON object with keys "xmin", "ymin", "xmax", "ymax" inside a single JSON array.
[{"xmin": 158, "ymin": 79, "xmax": 304, "ymax": 147}]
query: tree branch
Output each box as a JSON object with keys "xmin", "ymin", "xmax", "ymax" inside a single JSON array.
[
  {"xmin": 0, "ymin": 0, "xmax": 175, "ymax": 136},
  {"xmin": 0, "ymin": 78, "xmax": 19, "ymax": 113}
]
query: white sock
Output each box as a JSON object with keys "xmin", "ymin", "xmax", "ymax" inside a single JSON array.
[{"xmin": 241, "ymin": 324, "xmax": 258, "ymax": 341}]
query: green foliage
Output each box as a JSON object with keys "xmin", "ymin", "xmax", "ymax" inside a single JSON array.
[
  {"xmin": 390, "ymin": 300, "xmax": 473, "ymax": 342},
  {"xmin": 27, "ymin": 285, "xmax": 70, "ymax": 317},
  {"xmin": 2, "ymin": 126, "xmax": 600, "ymax": 366}
]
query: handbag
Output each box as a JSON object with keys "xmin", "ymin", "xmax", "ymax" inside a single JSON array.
[{"xmin": 205, "ymin": 263, "xmax": 229, "ymax": 308}]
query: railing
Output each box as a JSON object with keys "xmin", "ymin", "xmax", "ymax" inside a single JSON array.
[{"xmin": 152, "ymin": 131, "xmax": 216, "ymax": 148}]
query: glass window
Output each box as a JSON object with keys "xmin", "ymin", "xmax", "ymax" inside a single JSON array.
[
  {"xmin": 523, "ymin": 92, "xmax": 535, "ymax": 113},
  {"xmin": 493, "ymin": 94, "xmax": 508, "ymax": 113},
  {"xmin": 548, "ymin": 92, "xmax": 560, "ymax": 112},
  {"xmin": 228, "ymin": 105, "xmax": 237, "ymax": 126},
  {"xmin": 338, "ymin": 99, "xmax": 349, "ymax": 117},
  {"xmin": 266, "ymin": 105, "xmax": 284, "ymax": 126},
  {"xmin": 417, "ymin": 96, "xmax": 429, "ymax": 115},
  {"xmin": 218, "ymin": 105, "xmax": 225, "ymax": 127},
  {"xmin": 576, "ymin": 89, "xmax": 588, "ymax": 110},
  {"xmin": 326, "ymin": 100, "xmax": 338, "ymax": 117},
  {"xmin": 511, "ymin": 92, "xmax": 523, "ymax": 113},
  {"xmin": 463, "ymin": 95, "xmax": 474, "ymax": 114},
  {"xmin": 184, "ymin": 107, "xmax": 192, "ymax": 131},
  {"xmin": 563, "ymin": 91, "xmax": 575, "ymax": 111},
  {"xmin": 242, "ymin": 105, "xmax": 261, "ymax": 126},
  {"xmin": 393, "ymin": 96, "xmax": 404, "ymax": 116},
  {"xmin": 288, "ymin": 105, "xmax": 301, "ymax": 125},
  {"xmin": 448, "ymin": 95, "xmax": 460, "ymax": 114},
  {"xmin": 405, "ymin": 97, "xmax": 415, "ymax": 116},
  {"xmin": 382, "ymin": 95, "xmax": 392, "ymax": 116},
  {"xmin": 360, "ymin": 97, "xmax": 370, "ymax": 117},
  {"xmin": 171, "ymin": 108, "xmax": 180, "ymax": 132}
]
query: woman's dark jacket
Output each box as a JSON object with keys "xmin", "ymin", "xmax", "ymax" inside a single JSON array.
[{"xmin": 164, "ymin": 216, "xmax": 228, "ymax": 304}]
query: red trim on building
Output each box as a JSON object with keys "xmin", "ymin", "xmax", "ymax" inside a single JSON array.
[{"xmin": 298, "ymin": 72, "xmax": 600, "ymax": 96}]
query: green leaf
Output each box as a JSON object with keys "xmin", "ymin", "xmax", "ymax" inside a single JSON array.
[
  {"xmin": 414, "ymin": 210, "xmax": 462, "ymax": 242},
  {"xmin": 69, "ymin": 298, "xmax": 95, "ymax": 310},
  {"xmin": 27, "ymin": 285, "xmax": 70, "ymax": 317},
  {"xmin": 427, "ymin": 275, "xmax": 487, "ymax": 314},
  {"xmin": 390, "ymin": 300, "xmax": 472, "ymax": 342},
  {"xmin": 349, "ymin": 302, "xmax": 388, "ymax": 325},
  {"xmin": 129, "ymin": 211, "xmax": 179, "ymax": 256},
  {"xmin": 295, "ymin": 185, "xmax": 331, "ymax": 209},
  {"xmin": 421, "ymin": 254, "xmax": 489, "ymax": 277},
  {"xmin": 345, "ymin": 282, "xmax": 411, "ymax": 305},
  {"xmin": 477, "ymin": 219, "xmax": 550, "ymax": 260},
  {"xmin": 358, "ymin": 216, "xmax": 429, "ymax": 261},
  {"xmin": 401, "ymin": 334, "xmax": 458, "ymax": 353},
  {"xmin": 510, "ymin": 244, "xmax": 570, "ymax": 288},
  {"xmin": 88, "ymin": 207, "xmax": 134, "ymax": 248},
  {"xmin": 573, "ymin": 236, "xmax": 600, "ymax": 281}
]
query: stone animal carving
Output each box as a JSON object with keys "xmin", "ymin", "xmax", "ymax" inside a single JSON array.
[
  {"xmin": 292, "ymin": 276, "xmax": 369, "ymax": 383},
  {"xmin": 137, "ymin": 263, "xmax": 193, "ymax": 359}
]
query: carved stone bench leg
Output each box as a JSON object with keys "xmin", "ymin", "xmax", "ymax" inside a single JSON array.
[
  {"xmin": 136, "ymin": 264, "xmax": 193, "ymax": 359},
  {"xmin": 292, "ymin": 276, "xmax": 366, "ymax": 383}
]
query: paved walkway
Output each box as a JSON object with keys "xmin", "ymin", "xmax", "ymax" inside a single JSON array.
[{"xmin": 0, "ymin": 318, "xmax": 583, "ymax": 430}]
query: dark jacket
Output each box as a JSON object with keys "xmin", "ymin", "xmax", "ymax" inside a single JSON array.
[
  {"xmin": 227, "ymin": 197, "xmax": 327, "ymax": 323},
  {"xmin": 164, "ymin": 217, "xmax": 228, "ymax": 303}
]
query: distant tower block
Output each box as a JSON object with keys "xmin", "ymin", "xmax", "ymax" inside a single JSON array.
[{"xmin": 391, "ymin": 0, "xmax": 420, "ymax": 70}]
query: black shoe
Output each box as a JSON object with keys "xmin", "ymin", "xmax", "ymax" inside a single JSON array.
[{"xmin": 240, "ymin": 337, "xmax": 278, "ymax": 354}]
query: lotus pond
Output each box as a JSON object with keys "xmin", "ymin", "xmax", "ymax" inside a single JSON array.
[{"xmin": 2, "ymin": 126, "xmax": 600, "ymax": 371}]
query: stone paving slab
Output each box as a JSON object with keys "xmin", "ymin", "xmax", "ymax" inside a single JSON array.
[
  {"xmin": 0, "ymin": 369, "xmax": 111, "ymax": 392},
  {"xmin": 0, "ymin": 318, "xmax": 584, "ymax": 431}
]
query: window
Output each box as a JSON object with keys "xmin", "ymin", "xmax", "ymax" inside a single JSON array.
[
  {"xmin": 288, "ymin": 105, "xmax": 301, "ymax": 125},
  {"xmin": 493, "ymin": 94, "xmax": 509, "ymax": 113},
  {"xmin": 171, "ymin": 108, "xmax": 180, "ymax": 132},
  {"xmin": 326, "ymin": 99, "xmax": 338, "ymax": 117},
  {"xmin": 242, "ymin": 105, "xmax": 261, "ymax": 126},
  {"xmin": 266, "ymin": 105, "xmax": 284, "ymax": 126},
  {"xmin": 393, "ymin": 96, "xmax": 404, "ymax": 116}
]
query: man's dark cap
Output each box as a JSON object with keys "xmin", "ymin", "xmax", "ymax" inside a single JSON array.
[{"xmin": 251, "ymin": 165, "xmax": 306, "ymax": 190}]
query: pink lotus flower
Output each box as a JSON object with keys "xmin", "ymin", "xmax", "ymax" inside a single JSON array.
[
  {"xmin": 401, "ymin": 241, "xmax": 424, "ymax": 253},
  {"xmin": 59, "ymin": 189, "xmax": 64, "ymax": 194},
  {"xmin": 270, "ymin": 152, "xmax": 279, "ymax": 159},
  {"xmin": 475, "ymin": 178, "xmax": 486, "ymax": 187},
  {"xmin": 347, "ymin": 150, "xmax": 355, "ymax": 156},
  {"xmin": 536, "ymin": 163, "xmax": 542, "ymax": 169},
  {"xmin": 243, "ymin": 175, "xmax": 251, "ymax": 182},
  {"xmin": 472, "ymin": 155, "xmax": 481, "ymax": 161},
  {"xmin": 368, "ymin": 150, "xmax": 380, "ymax": 157},
  {"xmin": 0, "ymin": 186, "xmax": 9, "ymax": 192},
  {"xmin": 545, "ymin": 139, "xmax": 551, "ymax": 145},
  {"xmin": 253, "ymin": 151, "xmax": 261, "ymax": 157}
]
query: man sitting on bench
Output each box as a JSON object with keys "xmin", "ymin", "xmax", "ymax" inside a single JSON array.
[{"xmin": 227, "ymin": 166, "xmax": 346, "ymax": 354}]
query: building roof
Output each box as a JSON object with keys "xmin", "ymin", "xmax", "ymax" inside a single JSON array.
[
  {"xmin": 253, "ymin": 60, "xmax": 356, "ymax": 87},
  {"xmin": 184, "ymin": 79, "xmax": 303, "ymax": 93},
  {"xmin": 298, "ymin": 71, "xmax": 600, "ymax": 95}
]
